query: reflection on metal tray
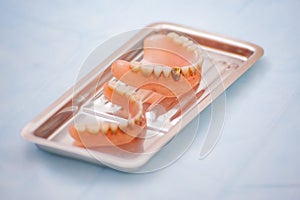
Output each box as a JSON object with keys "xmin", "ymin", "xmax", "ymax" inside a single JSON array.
[{"xmin": 21, "ymin": 22, "xmax": 263, "ymax": 172}]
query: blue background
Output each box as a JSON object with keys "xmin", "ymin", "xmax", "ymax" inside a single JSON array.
[{"xmin": 1, "ymin": 0, "xmax": 299, "ymax": 199}]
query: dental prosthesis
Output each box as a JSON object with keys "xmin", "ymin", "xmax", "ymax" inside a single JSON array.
[{"xmin": 69, "ymin": 32, "xmax": 203, "ymax": 149}]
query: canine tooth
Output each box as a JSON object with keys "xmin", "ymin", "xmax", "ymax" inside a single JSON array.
[
  {"xmin": 74, "ymin": 124, "xmax": 85, "ymax": 132},
  {"xmin": 187, "ymin": 44, "xmax": 197, "ymax": 52},
  {"xmin": 130, "ymin": 61, "xmax": 140, "ymax": 72},
  {"xmin": 86, "ymin": 124, "xmax": 100, "ymax": 134},
  {"xmin": 141, "ymin": 65, "xmax": 153, "ymax": 77},
  {"xmin": 110, "ymin": 123, "xmax": 118, "ymax": 134},
  {"xmin": 162, "ymin": 66, "xmax": 171, "ymax": 78},
  {"xmin": 167, "ymin": 32, "xmax": 179, "ymax": 38},
  {"xmin": 100, "ymin": 122, "xmax": 109, "ymax": 134},
  {"xmin": 154, "ymin": 65, "xmax": 163, "ymax": 78},
  {"xmin": 171, "ymin": 67, "xmax": 181, "ymax": 81},
  {"xmin": 181, "ymin": 66, "xmax": 189, "ymax": 76}
]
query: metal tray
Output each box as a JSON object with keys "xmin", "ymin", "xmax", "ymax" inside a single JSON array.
[{"xmin": 21, "ymin": 22, "xmax": 264, "ymax": 172}]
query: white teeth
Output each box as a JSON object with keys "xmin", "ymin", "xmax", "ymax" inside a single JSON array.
[
  {"xmin": 181, "ymin": 66, "xmax": 189, "ymax": 76},
  {"xmin": 100, "ymin": 122, "xmax": 109, "ymax": 134},
  {"xmin": 162, "ymin": 67, "xmax": 172, "ymax": 78},
  {"xmin": 173, "ymin": 37, "xmax": 181, "ymax": 44},
  {"xmin": 128, "ymin": 118, "xmax": 134, "ymax": 128},
  {"xmin": 141, "ymin": 65, "xmax": 154, "ymax": 77},
  {"xmin": 135, "ymin": 112, "xmax": 142, "ymax": 121},
  {"xmin": 74, "ymin": 124, "xmax": 85, "ymax": 132},
  {"xmin": 110, "ymin": 123, "xmax": 118, "ymax": 134},
  {"xmin": 109, "ymin": 80, "xmax": 138, "ymax": 97},
  {"xmin": 86, "ymin": 124, "xmax": 100, "ymax": 134},
  {"xmin": 116, "ymin": 85, "xmax": 126, "ymax": 95},
  {"xmin": 130, "ymin": 61, "xmax": 140, "ymax": 72},
  {"xmin": 108, "ymin": 80, "xmax": 118, "ymax": 90},
  {"xmin": 196, "ymin": 59, "xmax": 203, "ymax": 70},
  {"xmin": 189, "ymin": 65, "xmax": 196, "ymax": 74},
  {"xmin": 187, "ymin": 44, "xmax": 198, "ymax": 52},
  {"xmin": 183, "ymin": 40, "xmax": 193, "ymax": 48},
  {"xmin": 196, "ymin": 49, "xmax": 202, "ymax": 57},
  {"xmin": 178, "ymin": 36, "xmax": 188, "ymax": 43},
  {"xmin": 118, "ymin": 121, "xmax": 128, "ymax": 131},
  {"xmin": 167, "ymin": 32, "xmax": 179, "ymax": 38},
  {"xmin": 154, "ymin": 65, "xmax": 163, "ymax": 78},
  {"xmin": 124, "ymin": 87, "xmax": 135, "ymax": 96},
  {"xmin": 130, "ymin": 94, "xmax": 138, "ymax": 102}
]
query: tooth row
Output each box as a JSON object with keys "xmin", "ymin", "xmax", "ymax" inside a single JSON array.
[
  {"xmin": 167, "ymin": 32, "xmax": 203, "ymax": 70},
  {"xmin": 108, "ymin": 80, "xmax": 136, "ymax": 97},
  {"xmin": 107, "ymin": 80, "xmax": 144, "ymax": 128},
  {"xmin": 74, "ymin": 122, "xmax": 118, "ymax": 135},
  {"xmin": 74, "ymin": 108, "xmax": 144, "ymax": 136},
  {"xmin": 167, "ymin": 32, "xmax": 201, "ymax": 53},
  {"xmin": 129, "ymin": 62, "xmax": 202, "ymax": 80}
]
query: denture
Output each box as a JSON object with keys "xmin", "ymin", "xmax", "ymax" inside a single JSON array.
[
  {"xmin": 69, "ymin": 32, "xmax": 203, "ymax": 148},
  {"xmin": 111, "ymin": 32, "xmax": 203, "ymax": 97},
  {"xmin": 69, "ymin": 80, "xmax": 146, "ymax": 148}
]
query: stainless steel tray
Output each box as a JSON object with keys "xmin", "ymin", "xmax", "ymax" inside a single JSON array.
[{"xmin": 21, "ymin": 22, "xmax": 263, "ymax": 172}]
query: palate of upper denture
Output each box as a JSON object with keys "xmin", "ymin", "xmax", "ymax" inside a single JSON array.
[
  {"xmin": 68, "ymin": 81, "xmax": 146, "ymax": 148},
  {"xmin": 110, "ymin": 32, "xmax": 203, "ymax": 97}
]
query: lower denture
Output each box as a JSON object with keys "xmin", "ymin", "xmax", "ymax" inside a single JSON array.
[{"xmin": 68, "ymin": 82, "xmax": 146, "ymax": 148}]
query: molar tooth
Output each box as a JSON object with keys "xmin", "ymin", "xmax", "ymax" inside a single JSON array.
[
  {"xmin": 125, "ymin": 87, "xmax": 135, "ymax": 97},
  {"xmin": 116, "ymin": 85, "xmax": 126, "ymax": 96},
  {"xmin": 162, "ymin": 66, "xmax": 172, "ymax": 78},
  {"xmin": 130, "ymin": 94, "xmax": 138, "ymax": 102},
  {"xmin": 167, "ymin": 32, "xmax": 179, "ymax": 38},
  {"xmin": 74, "ymin": 124, "xmax": 85, "ymax": 132},
  {"xmin": 154, "ymin": 65, "xmax": 163, "ymax": 78},
  {"xmin": 86, "ymin": 124, "xmax": 100, "ymax": 134},
  {"xmin": 187, "ymin": 44, "xmax": 197, "ymax": 52},
  {"xmin": 130, "ymin": 61, "xmax": 140, "ymax": 72},
  {"xmin": 171, "ymin": 67, "xmax": 181, "ymax": 81},
  {"xmin": 178, "ymin": 36, "xmax": 188, "ymax": 44},
  {"xmin": 100, "ymin": 122, "xmax": 109, "ymax": 134},
  {"xmin": 141, "ymin": 65, "xmax": 154, "ymax": 77},
  {"xmin": 110, "ymin": 123, "xmax": 118, "ymax": 134},
  {"xmin": 181, "ymin": 66, "xmax": 189, "ymax": 76},
  {"xmin": 173, "ymin": 37, "xmax": 181, "ymax": 44},
  {"xmin": 183, "ymin": 40, "xmax": 193, "ymax": 48},
  {"xmin": 108, "ymin": 80, "xmax": 118, "ymax": 90}
]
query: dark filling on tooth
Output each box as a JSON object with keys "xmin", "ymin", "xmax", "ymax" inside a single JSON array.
[{"xmin": 171, "ymin": 67, "xmax": 181, "ymax": 81}]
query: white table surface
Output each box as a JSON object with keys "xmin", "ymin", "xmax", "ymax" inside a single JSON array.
[{"xmin": 1, "ymin": 0, "xmax": 300, "ymax": 199}]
